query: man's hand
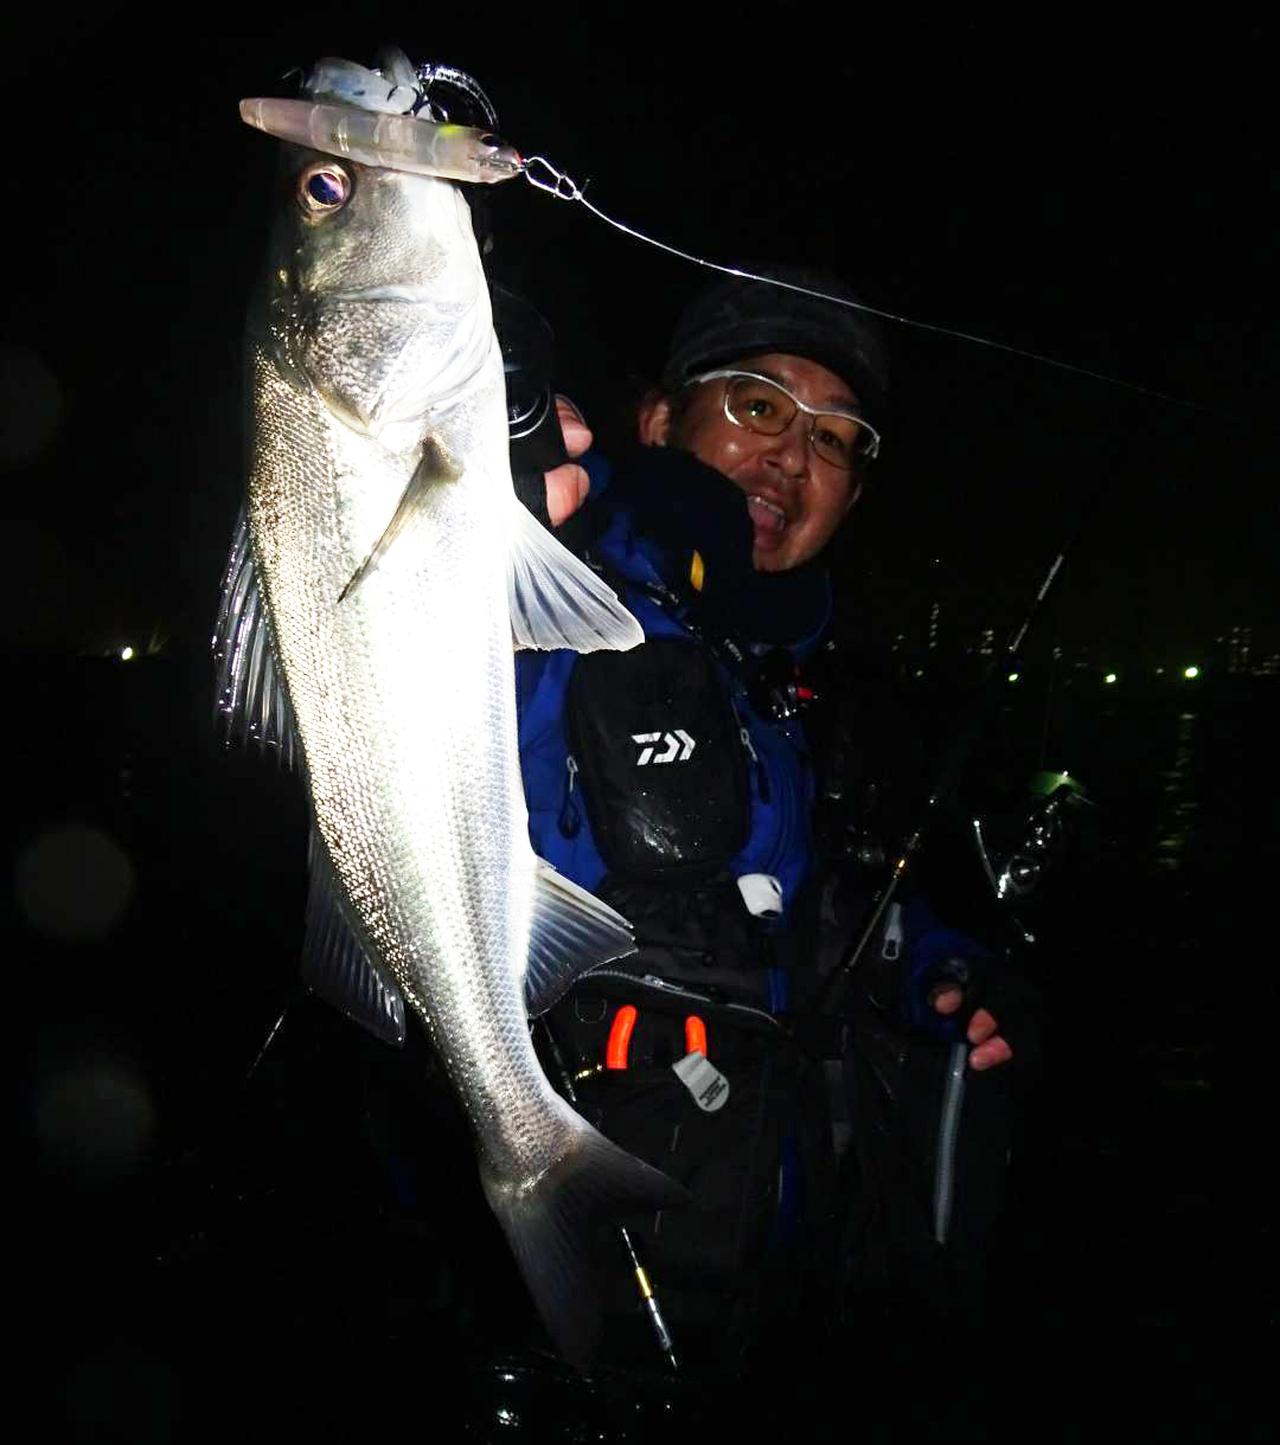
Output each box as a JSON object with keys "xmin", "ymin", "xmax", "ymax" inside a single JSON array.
[
  {"xmin": 544, "ymin": 395, "xmax": 592, "ymax": 526},
  {"xmin": 930, "ymin": 984, "xmax": 1014, "ymax": 1072}
]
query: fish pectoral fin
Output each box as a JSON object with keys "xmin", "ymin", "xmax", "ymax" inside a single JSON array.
[
  {"xmin": 338, "ymin": 436, "xmax": 462, "ymax": 603},
  {"xmin": 213, "ymin": 505, "xmax": 298, "ymax": 768},
  {"xmin": 508, "ymin": 498, "xmax": 644, "ymax": 653},
  {"xmin": 524, "ymin": 860, "xmax": 637, "ymax": 1016},
  {"xmin": 301, "ymin": 828, "xmax": 406, "ymax": 1047},
  {"xmin": 481, "ymin": 1120, "xmax": 688, "ymax": 1371}
]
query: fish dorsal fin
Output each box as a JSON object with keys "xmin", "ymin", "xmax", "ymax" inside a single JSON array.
[
  {"xmin": 524, "ymin": 860, "xmax": 637, "ymax": 1016},
  {"xmin": 302, "ymin": 829, "xmax": 406, "ymax": 1047},
  {"xmin": 339, "ymin": 437, "xmax": 462, "ymax": 603},
  {"xmin": 509, "ymin": 498, "xmax": 644, "ymax": 653},
  {"xmin": 213, "ymin": 506, "xmax": 298, "ymax": 767}
]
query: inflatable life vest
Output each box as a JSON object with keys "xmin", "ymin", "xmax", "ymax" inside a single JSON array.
[{"xmin": 516, "ymin": 505, "xmax": 819, "ymax": 927}]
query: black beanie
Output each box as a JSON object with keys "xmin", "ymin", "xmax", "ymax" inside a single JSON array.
[{"xmin": 660, "ymin": 267, "xmax": 889, "ymax": 430}]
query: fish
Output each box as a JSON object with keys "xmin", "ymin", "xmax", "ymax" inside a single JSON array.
[{"xmin": 215, "ymin": 53, "xmax": 684, "ymax": 1368}]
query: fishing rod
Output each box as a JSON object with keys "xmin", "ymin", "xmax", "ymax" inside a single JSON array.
[{"xmin": 808, "ymin": 460, "xmax": 1114, "ymax": 1021}]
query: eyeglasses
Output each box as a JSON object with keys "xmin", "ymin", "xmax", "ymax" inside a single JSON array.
[{"xmin": 688, "ymin": 369, "xmax": 881, "ymax": 469}]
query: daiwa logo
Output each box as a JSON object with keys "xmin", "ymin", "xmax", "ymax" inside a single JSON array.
[{"xmin": 631, "ymin": 730, "xmax": 696, "ymax": 766}]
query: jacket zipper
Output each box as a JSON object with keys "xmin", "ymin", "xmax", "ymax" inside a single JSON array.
[
  {"xmin": 557, "ymin": 753, "xmax": 581, "ymax": 838},
  {"xmin": 881, "ymin": 901, "xmax": 904, "ymax": 961},
  {"xmin": 585, "ymin": 966, "xmax": 783, "ymax": 1032},
  {"xmin": 737, "ymin": 719, "xmax": 772, "ymax": 803}
]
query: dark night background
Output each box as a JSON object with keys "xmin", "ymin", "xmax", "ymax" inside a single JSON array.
[{"xmin": 7, "ymin": 10, "xmax": 1273, "ymax": 1441}]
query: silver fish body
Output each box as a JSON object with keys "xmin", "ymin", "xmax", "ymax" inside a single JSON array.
[{"xmin": 234, "ymin": 137, "xmax": 681, "ymax": 1366}]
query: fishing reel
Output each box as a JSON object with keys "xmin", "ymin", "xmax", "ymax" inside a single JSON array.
[
  {"xmin": 398, "ymin": 56, "xmax": 565, "ymax": 484},
  {"xmin": 407, "ymin": 67, "xmax": 570, "ymax": 485},
  {"xmin": 969, "ymin": 770, "xmax": 1096, "ymax": 945},
  {"xmin": 491, "ymin": 284, "xmax": 569, "ymax": 479}
]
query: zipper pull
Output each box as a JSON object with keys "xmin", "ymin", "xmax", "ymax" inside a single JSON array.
[
  {"xmin": 881, "ymin": 901, "xmax": 904, "ymax": 961},
  {"xmin": 558, "ymin": 754, "xmax": 581, "ymax": 839},
  {"xmin": 739, "ymin": 725, "xmax": 772, "ymax": 802}
]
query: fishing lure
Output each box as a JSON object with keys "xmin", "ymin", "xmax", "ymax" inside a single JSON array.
[{"xmin": 238, "ymin": 98, "xmax": 522, "ymax": 184}]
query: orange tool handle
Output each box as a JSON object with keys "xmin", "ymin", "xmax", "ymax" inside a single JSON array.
[
  {"xmin": 606, "ymin": 1005, "xmax": 638, "ymax": 1070},
  {"xmin": 684, "ymin": 1014, "xmax": 708, "ymax": 1058}
]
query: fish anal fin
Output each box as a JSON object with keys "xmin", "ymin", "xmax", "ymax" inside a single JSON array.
[
  {"xmin": 339, "ymin": 436, "xmax": 462, "ymax": 603},
  {"xmin": 524, "ymin": 860, "xmax": 636, "ymax": 1016},
  {"xmin": 301, "ymin": 829, "xmax": 406, "ymax": 1046},
  {"xmin": 509, "ymin": 498, "xmax": 644, "ymax": 653}
]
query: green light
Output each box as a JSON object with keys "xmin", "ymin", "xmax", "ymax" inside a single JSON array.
[
  {"xmin": 1007, "ymin": 672, "xmax": 1020, "ymax": 683},
  {"xmin": 1183, "ymin": 665, "xmax": 1200, "ymax": 680},
  {"xmin": 1104, "ymin": 672, "xmax": 1117, "ymax": 684},
  {"xmin": 1031, "ymin": 768, "xmax": 1084, "ymax": 799}
]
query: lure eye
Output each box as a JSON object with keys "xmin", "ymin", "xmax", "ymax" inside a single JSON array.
[
  {"xmin": 298, "ymin": 162, "xmax": 352, "ymax": 215},
  {"xmin": 478, "ymin": 134, "xmax": 500, "ymax": 149}
]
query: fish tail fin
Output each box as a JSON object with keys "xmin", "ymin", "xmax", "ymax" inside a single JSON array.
[{"xmin": 481, "ymin": 1116, "xmax": 687, "ymax": 1371}]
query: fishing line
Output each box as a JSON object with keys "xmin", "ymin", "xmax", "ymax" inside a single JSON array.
[{"xmin": 522, "ymin": 155, "xmax": 1221, "ymax": 418}]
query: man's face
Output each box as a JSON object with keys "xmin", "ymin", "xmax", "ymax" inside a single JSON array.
[{"xmin": 638, "ymin": 351, "xmax": 865, "ymax": 572}]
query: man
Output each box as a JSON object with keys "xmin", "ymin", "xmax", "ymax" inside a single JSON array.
[
  {"xmin": 535, "ymin": 276, "xmax": 1014, "ymax": 1058},
  {"xmin": 517, "ymin": 272, "xmax": 1025, "ymax": 1374}
]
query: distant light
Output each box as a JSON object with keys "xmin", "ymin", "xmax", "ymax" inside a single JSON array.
[
  {"xmin": 1007, "ymin": 672, "xmax": 1020, "ymax": 683},
  {"xmin": 1155, "ymin": 667, "xmax": 1165, "ymax": 675},
  {"xmin": 1184, "ymin": 665, "xmax": 1200, "ymax": 680},
  {"xmin": 120, "ymin": 646, "xmax": 135, "ymax": 662},
  {"xmin": 1104, "ymin": 673, "xmax": 1118, "ymax": 684}
]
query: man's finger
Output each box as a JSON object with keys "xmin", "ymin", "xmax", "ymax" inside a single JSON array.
[
  {"xmin": 545, "ymin": 464, "xmax": 590, "ymax": 526},
  {"xmin": 555, "ymin": 394, "xmax": 592, "ymax": 459},
  {"xmin": 966, "ymin": 1008, "xmax": 999, "ymax": 1045},
  {"xmin": 969, "ymin": 1035, "xmax": 1013, "ymax": 1071},
  {"xmin": 930, "ymin": 983, "xmax": 965, "ymax": 1016}
]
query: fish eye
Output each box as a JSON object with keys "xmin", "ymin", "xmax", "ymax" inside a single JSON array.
[{"xmin": 298, "ymin": 162, "xmax": 352, "ymax": 216}]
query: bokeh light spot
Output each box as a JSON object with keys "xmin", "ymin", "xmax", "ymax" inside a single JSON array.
[
  {"xmin": 14, "ymin": 823, "xmax": 135, "ymax": 941},
  {"xmin": 33, "ymin": 1053, "xmax": 158, "ymax": 1177},
  {"xmin": 64, "ymin": 1340, "xmax": 179, "ymax": 1442},
  {"xmin": 0, "ymin": 343, "xmax": 62, "ymax": 465}
]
